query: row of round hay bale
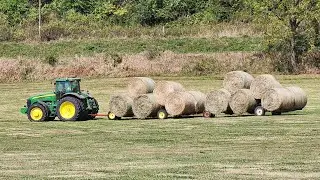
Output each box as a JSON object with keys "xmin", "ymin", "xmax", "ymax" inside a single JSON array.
[
  {"xmin": 250, "ymin": 74, "xmax": 282, "ymax": 99},
  {"xmin": 205, "ymin": 88, "xmax": 232, "ymax": 115},
  {"xmin": 128, "ymin": 77, "xmax": 156, "ymax": 98},
  {"xmin": 223, "ymin": 71, "xmax": 254, "ymax": 94},
  {"xmin": 154, "ymin": 81, "xmax": 185, "ymax": 106},
  {"xmin": 229, "ymin": 89, "xmax": 257, "ymax": 115},
  {"xmin": 262, "ymin": 87, "xmax": 307, "ymax": 112},
  {"xmin": 132, "ymin": 93, "xmax": 161, "ymax": 119},
  {"xmin": 109, "ymin": 94, "xmax": 134, "ymax": 117},
  {"xmin": 189, "ymin": 91, "xmax": 206, "ymax": 113}
]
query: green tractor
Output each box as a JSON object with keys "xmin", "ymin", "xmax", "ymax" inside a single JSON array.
[{"xmin": 20, "ymin": 78, "xmax": 99, "ymax": 122}]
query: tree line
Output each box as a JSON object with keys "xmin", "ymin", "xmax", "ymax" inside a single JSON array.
[{"xmin": 0, "ymin": 0, "xmax": 319, "ymax": 73}]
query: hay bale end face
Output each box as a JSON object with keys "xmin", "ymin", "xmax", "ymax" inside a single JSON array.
[
  {"xmin": 109, "ymin": 94, "xmax": 134, "ymax": 117},
  {"xmin": 128, "ymin": 77, "xmax": 155, "ymax": 98},
  {"xmin": 154, "ymin": 81, "xmax": 185, "ymax": 106},
  {"xmin": 250, "ymin": 74, "xmax": 282, "ymax": 99},
  {"xmin": 205, "ymin": 88, "xmax": 232, "ymax": 114},
  {"xmin": 132, "ymin": 93, "xmax": 161, "ymax": 119},
  {"xmin": 188, "ymin": 91, "xmax": 206, "ymax": 113},
  {"xmin": 165, "ymin": 91, "xmax": 196, "ymax": 116},
  {"xmin": 286, "ymin": 86, "xmax": 307, "ymax": 110},
  {"xmin": 229, "ymin": 89, "xmax": 257, "ymax": 115},
  {"xmin": 223, "ymin": 71, "xmax": 254, "ymax": 94}
]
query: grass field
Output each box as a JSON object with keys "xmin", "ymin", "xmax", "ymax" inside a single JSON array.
[
  {"xmin": 0, "ymin": 37, "xmax": 263, "ymax": 59},
  {"xmin": 0, "ymin": 76, "xmax": 319, "ymax": 179}
]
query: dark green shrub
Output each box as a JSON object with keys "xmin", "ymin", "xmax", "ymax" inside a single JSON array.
[
  {"xmin": 44, "ymin": 55, "xmax": 58, "ymax": 66},
  {"xmin": 0, "ymin": 13, "xmax": 11, "ymax": 41}
]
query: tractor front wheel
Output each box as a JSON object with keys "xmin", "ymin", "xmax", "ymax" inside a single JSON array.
[
  {"xmin": 27, "ymin": 104, "xmax": 49, "ymax": 122},
  {"xmin": 57, "ymin": 97, "xmax": 84, "ymax": 121}
]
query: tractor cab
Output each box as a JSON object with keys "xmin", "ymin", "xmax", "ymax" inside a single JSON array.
[{"xmin": 55, "ymin": 78, "xmax": 81, "ymax": 100}]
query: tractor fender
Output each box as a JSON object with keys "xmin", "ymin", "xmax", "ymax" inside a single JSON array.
[{"xmin": 62, "ymin": 93, "xmax": 86, "ymax": 100}]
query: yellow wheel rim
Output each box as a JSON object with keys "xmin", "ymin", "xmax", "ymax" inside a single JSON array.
[
  {"xmin": 158, "ymin": 112, "xmax": 166, "ymax": 119},
  {"xmin": 109, "ymin": 112, "xmax": 116, "ymax": 119},
  {"xmin": 59, "ymin": 101, "xmax": 76, "ymax": 119},
  {"xmin": 30, "ymin": 107, "xmax": 43, "ymax": 121}
]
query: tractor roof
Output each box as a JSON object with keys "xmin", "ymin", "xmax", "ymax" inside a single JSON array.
[{"xmin": 56, "ymin": 78, "xmax": 81, "ymax": 82}]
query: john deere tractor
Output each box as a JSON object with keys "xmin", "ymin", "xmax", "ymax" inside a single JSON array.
[{"xmin": 20, "ymin": 78, "xmax": 99, "ymax": 122}]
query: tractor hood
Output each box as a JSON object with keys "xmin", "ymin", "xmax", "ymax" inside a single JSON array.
[
  {"xmin": 27, "ymin": 92, "xmax": 56, "ymax": 106},
  {"xmin": 21, "ymin": 92, "xmax": 56, "ymax": 114},
  {"xmin": 28, "ymin": 92, "xmax": 56, "ymax": 101}
]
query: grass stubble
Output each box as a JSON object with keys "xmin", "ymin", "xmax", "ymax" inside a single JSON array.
[{"xmin": 0, "ymin": 76, "xmax": 319, "ymax": 179}]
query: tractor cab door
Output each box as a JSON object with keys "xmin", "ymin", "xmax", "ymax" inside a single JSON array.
[{"xmin": 55, "ymin": 81, "xmax": 71, "ymax": 100}]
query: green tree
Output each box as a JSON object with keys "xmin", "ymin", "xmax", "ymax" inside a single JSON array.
[
  {"xmin": 247, "ymin": 0, "xmax": 320, "ymax": 73},
  {"xmin": 0, "ymin": 0, "xmax": 29, "ymax": 25}
]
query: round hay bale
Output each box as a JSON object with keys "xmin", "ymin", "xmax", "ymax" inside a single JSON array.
[
  {"xmin": 132, "ymin": 94, "xmax": 161, "ymax": 119},
  {"xmin": 128, "ymin": 77, "xmax": 155, "ymax": 98},
  {"xmin": 154, "ymin": 81, "xmax": 185, "ymax": 106},
  {"xmin": 229, "ymin": 89, "xmax": 257, "ymax": 115},
  {"xmin": 165, "ymin": 91, "xmax": 196, "ymax": 116},
  {"xmin": 109, "ymin": 94, "xmax": 134, "ymax": 117},
  {"xmin": 261, "ymin": 88, "xmax": 295, "ymax": 112},
  {"xmin": 205, "ymin": 88, "xmax": 232, "ymax": 114},
  {"xmin": 286, "ymin": 87, "xmax": 307, "ymax": 110},
  {"xmin": 188, "ymin": 91, "xmax": 206, "ymax": 113},
  {"xmin": 223, "ymin": 71, "xmax": 254, "ymax": 94},
  {"xmin": 250, "ymin": 74, "xmax": 282, "ymax": 99}
]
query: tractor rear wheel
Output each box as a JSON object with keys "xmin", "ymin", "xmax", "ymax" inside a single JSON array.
[
  {"xmin": 57, "ymin": 97, "xmax": 85, "ymax": 121},
  {"xmin": 27, "ymin": 104, "xmax": 48, "ymax": 122}
]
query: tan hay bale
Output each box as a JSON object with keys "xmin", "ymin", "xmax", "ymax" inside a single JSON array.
[
  {"xmin": 154, "ymin": 81, "xmax": 185, "ymax": 106},
  {"xmin": 165, "ymin": 91, "xmax": 196, "ymax": 116},
  {"xmin": 132, "ymin": 94, "xmax": 161, "ymax": 119},
  {"xmin": 205, "ymin": 88, "xmax": 232, "ymax": 114},
  {"xmin": 288, "ymin": 87, "xmax": 307, "ymax": 110},
  {"xmin": 109, "ymin": 94, "xmax": 134, "ymax": 117},
  {"xmin": 188, "ymin": 91, "xmax": 206, "ymax": 113},
  {"xmin": 128, "ymin": 77, "xmax": 155, "ymax": 98},
  {"xmin": 229, "ymin": 89, "xmax": 257, "ymax": 115},
  {"xmin": 286, "ymin": 87, "xmax": 307, "ymax": 110},
  {"xmin": 223, "ymin": 71, "xmax": 254, "ymax": 94},
  {"xmin": 250, "ymin": 74, "xmax": 282, "ymax": 99},
  {"xmin": 261, "ymin": 88, "xmax": 295, "ymax": 112}
]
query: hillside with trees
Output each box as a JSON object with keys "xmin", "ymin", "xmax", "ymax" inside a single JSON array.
[{"xmin": 0, "ymin": 0, "xmax": 319, "ymax": 81}]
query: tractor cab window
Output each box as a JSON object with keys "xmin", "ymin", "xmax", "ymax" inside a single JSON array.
[
  {"xmin": 70, "ymin": 80, "xmax": 80, "ymax": 93},
  {"xmin": 56, "ymin": 82, "xmax": 68, "ymax": 93},
  {"xmin": 56, "ymin": 81, "xmax": 80, "ymax": 94}
]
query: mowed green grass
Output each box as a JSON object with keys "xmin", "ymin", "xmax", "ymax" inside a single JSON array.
[{"xmin": 0, "ymin": 75, "xmax": 319, "ymax": 179}]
